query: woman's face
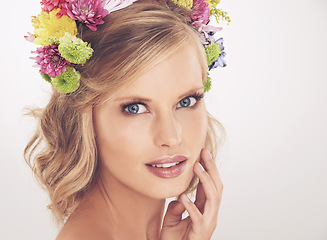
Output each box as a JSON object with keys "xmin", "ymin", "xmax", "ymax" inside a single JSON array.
[{"xmin": 93, "ymin": 44, "xmax": 208, "ymax": 199}]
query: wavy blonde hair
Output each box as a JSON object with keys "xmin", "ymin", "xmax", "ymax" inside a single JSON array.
[{"xmin": 24, "ymin": 0, "xmax": 225, "ymax": 225}]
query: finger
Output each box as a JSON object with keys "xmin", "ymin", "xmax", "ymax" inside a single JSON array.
[
  {"xmin": 194, "ymin": 161, "xmax": 218, "ymax": 203},
  {"xmin": 194, "ymin": 161, "xmax": 221, "ymax": 219},
  {"xmin": 162, "ymin": 200, "xmax": 186, "ymax": 228},
  {"xmin": 201, "ymin": 148, "xmax": 223, "ymax": 194},
  {"xmin": 180, "ymin": 194, "xmax": 202, "ymax": 224},
  {"xmin": 194, "ymin": 181, "xmax": 205, "ymax": 214}
]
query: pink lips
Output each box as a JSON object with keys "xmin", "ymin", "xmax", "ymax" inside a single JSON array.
[{"xmin": 145, "ymin": 155, "xmax": 188, "ymax": 179}]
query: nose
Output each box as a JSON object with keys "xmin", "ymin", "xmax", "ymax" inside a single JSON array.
[{"xmin": 153, "ymin": 112, "xmax": 182, "ymax": 148}]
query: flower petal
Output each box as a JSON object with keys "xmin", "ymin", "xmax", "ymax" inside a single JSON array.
[{"xmin": 104, "ymin": 0, "xmax": 137, "ymax": 13}]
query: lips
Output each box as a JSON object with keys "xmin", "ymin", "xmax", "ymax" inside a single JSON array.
[
  {"xmin": 145, "ymin": 155, "xmax": 188, "ymax": 179},
  {"xmin": 147, "ymin": 155, "xmax": 187, "ymax": 165}
]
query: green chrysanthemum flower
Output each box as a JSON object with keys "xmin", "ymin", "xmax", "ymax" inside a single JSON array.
[
  {"xmin": 51, "ymin": 66, "xmax": 81, "ymax": 93},
  {"xmin": 203, "ymin": 76, "xmax": 212, "ymax": 93},
  {"xmin": 44, "ymin": 36, "xmax": 60, "ymax": 46},
  {"xmin": 58, "ymin": 32, "xmax": 94, "ymax": 65},
  {"xmin": 41, "ymin": 73, "xmax": 52, "ymax": 83},
  {"xmin": 171, "ymin": 0, "xmax": 193, "ymax": 9},
  {"xmin": 205, "ymin": 42, "xmax": 221, "ymax": 66}
]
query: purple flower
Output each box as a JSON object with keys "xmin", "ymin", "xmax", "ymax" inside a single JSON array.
[
  {"xmin": 35, "ymin": 45, "xmax": 74, "ymax": 78},
  {"xmin": 62, "ymin": 0, "xmax": 109, "ymax": 31},
  {"xmin": 208, "ymin": 36, "xmax": 227, "ymax": 69},
  {"xmin": 191, "ymin": 0, "xmax": 210, "ymax": 23}
]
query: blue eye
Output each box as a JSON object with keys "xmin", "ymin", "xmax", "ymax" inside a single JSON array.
[
  {"xmin": 177, "ymin": 96, "xmax": 197, "ymax": 108},
  {"xmin": 124, "ymin": 103, "xmax": 147, "ymax": 114},
  {"xmin": 121, "ymin": 93, "xmax": 204, "ymax": 115}
]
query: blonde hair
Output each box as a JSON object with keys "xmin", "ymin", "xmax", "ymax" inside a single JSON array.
[{"xmin": 24, "ymin": 0, "xmax": 225, "ymax": 225}]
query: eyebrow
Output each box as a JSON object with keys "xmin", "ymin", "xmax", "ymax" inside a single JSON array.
[{"xmin": 114, "ymin": 86, "xmax": 204, "ymax": 102}]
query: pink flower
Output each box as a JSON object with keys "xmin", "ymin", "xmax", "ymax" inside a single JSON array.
[
  {"xmin": 62, "ymin": 0, "xmax": 109, "ymax": 31},
  {"xmin": 193, "ymin": 20, "xmax": 222, "ymax": 41},
  {"xmin": 191, "ymin": 0, "xmax": 210, "ymax": 23},
  {"xmin": 57, "ymin": 7, "xmax": 68, "ymax": 18},
  {"xmin": 41, "ymin": 0, "xmax": 68, "ymax": 12},
  {"xmin": 35, "ymin": 45, "xmax": 74, "ymax": 78}
]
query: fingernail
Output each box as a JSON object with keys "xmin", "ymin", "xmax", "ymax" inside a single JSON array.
[{"xmin": 197, "ymin": 162, "xmax": 205, "ymax": 171}]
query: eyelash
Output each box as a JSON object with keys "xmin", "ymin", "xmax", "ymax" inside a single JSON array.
[{"xmin": 120, "ymin": 92, "xmax": 204, "ymax": 116}]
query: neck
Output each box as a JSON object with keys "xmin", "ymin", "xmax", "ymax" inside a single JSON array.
[{"xmin": 83, "ymin": 174, "xmax": 166, "ymax": 240}]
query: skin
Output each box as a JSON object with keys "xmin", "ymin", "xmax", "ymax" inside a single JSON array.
[{"xmin": 56, "ymin": 44, "xmax": 223, "ymax": 240}]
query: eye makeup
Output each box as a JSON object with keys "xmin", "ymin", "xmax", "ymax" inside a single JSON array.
[{"xmin": 120, "ymin": 91, "xmax": 205, "ymax": 116}]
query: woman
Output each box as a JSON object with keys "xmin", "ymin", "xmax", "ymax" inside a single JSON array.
[{"xmin": 25, "ymin": 0, "xmax": 227, "ymax": 239}]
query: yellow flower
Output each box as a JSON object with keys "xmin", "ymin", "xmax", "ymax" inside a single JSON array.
[
  {"xmin": 32, "ymin": 8, "xmax": 77, "ymax": 46},
  {"xmin": 204, "ymin": 0, "xmax": 230, "ymax": 24},
  {"xmin": 204, "ymin": 0, "xmax": 220, "ymax": 11},
  {"xmin": 172, "ymin": 0, "xmax": 193, "ymax": 9}
]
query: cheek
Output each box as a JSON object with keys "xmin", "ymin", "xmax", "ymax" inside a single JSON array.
[
  {"xmin": 179, "ymin": 105, "xmax": 208, "ymax": 145},
  {"xmin": 94, "ymin": 111, "xmax": 151, "ymax": 163}
]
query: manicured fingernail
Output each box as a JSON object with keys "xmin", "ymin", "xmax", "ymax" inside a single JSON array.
[{"xmin": 197, "ymin": 162, "xmax": 205, "ymax": 171}]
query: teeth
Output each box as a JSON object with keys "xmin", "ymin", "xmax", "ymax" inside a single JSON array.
[{"xmin": 151, "ymin": 162, "xmax": 180, "ymax": 168}]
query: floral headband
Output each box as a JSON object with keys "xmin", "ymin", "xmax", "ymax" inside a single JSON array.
[{"xmin": 26, "ymin": 0, "xmax": 229, "ymax": 94}]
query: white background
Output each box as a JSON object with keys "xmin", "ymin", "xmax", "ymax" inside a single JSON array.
[{"xmin": 1, "ymin": 0, "xmax": 326, "ymax": 239}]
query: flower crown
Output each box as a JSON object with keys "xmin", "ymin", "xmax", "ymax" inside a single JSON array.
[{"xmin": 26, "ymin": 0, "xmax": 230, "ymax": 94}]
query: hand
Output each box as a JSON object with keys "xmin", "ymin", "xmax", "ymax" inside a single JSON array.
[{"xmin": 160, "ymin": 148, "xmax": 223, "ymax": 240}]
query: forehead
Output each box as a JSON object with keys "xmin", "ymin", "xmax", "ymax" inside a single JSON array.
[{"xmin": 114, "ymin": 44, "xmax": 203, "ymax": 100}]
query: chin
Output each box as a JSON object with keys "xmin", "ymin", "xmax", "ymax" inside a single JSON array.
[{"xmin": 149, "ymin": 173, "xmax": 195, "ymax": 199}]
